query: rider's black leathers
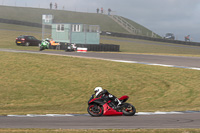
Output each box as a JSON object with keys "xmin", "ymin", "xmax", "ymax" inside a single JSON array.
[{"xmin": 96, "ymin": 89, "xmax": 119, "ymax": 106}]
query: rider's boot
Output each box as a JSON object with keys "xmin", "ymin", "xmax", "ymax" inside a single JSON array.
[{"xmin": 113, "ymin": 98, "xmax": 122, "ymax": 110}]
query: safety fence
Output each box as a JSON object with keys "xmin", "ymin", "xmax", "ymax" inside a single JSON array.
[
  {"xmin": 0, "ymin": 18, "xmax": 42, "ymax": 28},
  {"xmin": 101, "ymin": 32, "xmax": 200, "ymax": 46}
]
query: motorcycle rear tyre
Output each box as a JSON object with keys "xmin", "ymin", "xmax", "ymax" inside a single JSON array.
[
  {"xmin": 87, "ymin": 104, "xmax": 104, "ymax": 117},
  {"xmin": 122, "ymin": 103, "xmax": 136, "ymax": 116}
]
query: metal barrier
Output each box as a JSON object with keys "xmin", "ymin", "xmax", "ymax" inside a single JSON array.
[
  {"xmin": 0, "ymin": 18, "xmax": 42, "ymax": 28},
  {"xmin": 101, "ymin": 32, "xmax": 200, "ymax": 46}
]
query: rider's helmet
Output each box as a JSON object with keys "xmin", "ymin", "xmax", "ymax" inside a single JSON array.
[
  {"xmin": 45, "ymin": 38, "xmax": 49, "ymax": 42},
  {"xmin": 94, "ymin": 87, "xmax": 103, "ymax": 96}
]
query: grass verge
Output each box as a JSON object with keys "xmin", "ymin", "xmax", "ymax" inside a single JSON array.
[
  {"xmin": 101, "ymin": 36, "xmax": 200, "ymax": 56},
  {"xmin": 0, "ymin": 51, "xmax": 200, "ymax": 114}
]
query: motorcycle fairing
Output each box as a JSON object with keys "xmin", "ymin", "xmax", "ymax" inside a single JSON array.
[
  {"xmin": 103, "ymin": 103, "xmax": 123, "ymax": 116},
  {"xmin": 119, "ymin": 95, "xmax": 129, "ymax": 103}
]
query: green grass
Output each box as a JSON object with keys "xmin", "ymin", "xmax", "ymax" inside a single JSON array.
[
  {"xmin": 1, "ymin": 129, "xmax": 200, "ymax": 133},
  {"xmin": 0, "ymin": 5, "xmax": 126, "ymax": 33},
  {"xmin": 122, "ymin": 17, "xmax": 160, "ymax": 37},
  {"xmin": 101, "ymin": 36, "xmax": 200, "ymax": 56},
  {"xmin": 0, "ymin": 51, "xmax": 200, "ymax": 114},
  {"xmin": 0, "ymin": 5, "xmax": 154, "ymax": 36},
  {"xmin": 0, "ymin": 29, "xmax": 42, "ymax": 50}
]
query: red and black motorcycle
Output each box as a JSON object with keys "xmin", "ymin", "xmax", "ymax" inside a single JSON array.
[{"xmin": 87, "ymin": 94, "xmax": 136, "ymax": 117}]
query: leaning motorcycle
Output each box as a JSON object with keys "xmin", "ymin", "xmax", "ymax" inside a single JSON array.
[
  {"xmin": 87, "ymin": 94, "xmax": 136, "ymax": 117},
  {"xmin": 39, "ymin": 39, "xmax": 50, "ymax": 51}
]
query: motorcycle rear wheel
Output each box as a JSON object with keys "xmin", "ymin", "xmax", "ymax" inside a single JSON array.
[
  {"xmin": 87, "ymin": 104, "xmax": 104, "ymax": 117},
  {"xmin": 122, "ymin": 103, "xmax": 136, "ymax": 116}
]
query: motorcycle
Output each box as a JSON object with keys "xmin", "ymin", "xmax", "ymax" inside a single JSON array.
[
  {"xmin": 39, "ymin": 39, "xmax": 50, "ymax": 51},
  {"xmin": 87, "ymin": 94, "xmax": 136, "ymax": 117},
  {"xmin": 65, "ymin": 43, "xmax": 77, "ymax": 52}
]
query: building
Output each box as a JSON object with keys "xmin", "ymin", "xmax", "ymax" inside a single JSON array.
[
  {"xmin": 51, "ymin": 23, "xmax": 100, "ymax": 44},
  {"xmin": 42, "ymin": 14, "xmax": 119, "ymax": 51}
]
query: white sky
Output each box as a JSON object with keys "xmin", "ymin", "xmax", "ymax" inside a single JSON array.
[{"xmin": 1, "ymin": 0, "xmax": 200, "ymax": 42}]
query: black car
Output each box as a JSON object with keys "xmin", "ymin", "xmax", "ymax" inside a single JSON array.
[{"xmin": 16, "ymin": 35, "xmax": 41, "ymax": 46}]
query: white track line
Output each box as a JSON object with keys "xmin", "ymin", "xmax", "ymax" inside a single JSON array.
[
  {"xmin": 109, "ymin": 59, "xmax": 200, "ymax": 71},
  {"xmin": 1, "ymin": 49, "xmax": 200, "ymax": 71},
  {"xmin": 7, "ymin": 111, "xmax": 200, "ymax": 117}
]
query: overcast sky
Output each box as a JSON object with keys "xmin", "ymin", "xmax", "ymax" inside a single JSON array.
[{"xmin": 1, "ymin": 0, "xmax": 200, "ymax": 42}]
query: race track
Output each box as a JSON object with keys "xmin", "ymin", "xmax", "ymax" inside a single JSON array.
[
  {"xmin": 1, "ymin": 113, "xmax": 200, "ymax": 129},
  {"xmin": 1, "ymin": 49, "xmax": 200, "ymax": 69}
]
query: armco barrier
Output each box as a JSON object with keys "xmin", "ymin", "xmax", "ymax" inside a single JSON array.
[
  {"xmin": 101, "ymin": 31, "xmax": 200, "ymax": 47},
  {"xmin": 0, "ymin": 18, "xmax": 42, "ymax": 28}
]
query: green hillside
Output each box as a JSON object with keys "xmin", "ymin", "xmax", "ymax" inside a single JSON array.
[{"xmin": 0, "ymin": 5, "xmax": 156, "ymax": 36}]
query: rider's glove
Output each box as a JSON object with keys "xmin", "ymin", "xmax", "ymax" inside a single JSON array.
[{"xmin": 108, "ymin": 94, "xmax": 113, "ymax": 98}]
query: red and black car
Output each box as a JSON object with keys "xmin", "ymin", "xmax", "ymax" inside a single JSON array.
[{"xmin": 16, "ymin": 35, "xmax": 41, "ymax": 46}]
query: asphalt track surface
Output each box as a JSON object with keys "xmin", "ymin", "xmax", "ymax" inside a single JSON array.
[
  {"xmin": 1, "ymin": 49, "xmax": 200, "ymax": 69},
  {"xmin": 47, "ymin": 50, "xmax": 200, "ymax": 68},
  {"xmin": 1, "ymin": 113, "xmax": 200, "ymax": 129},
  {"xmin": 1, "ymin": 49, "xmax": 200, "ymax": 129}
]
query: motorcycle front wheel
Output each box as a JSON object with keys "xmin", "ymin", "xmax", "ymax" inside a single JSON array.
[
  {"xmin": 87, "ymin": 104, "xmax": 104, "ymax": 117},
  {"xmin": 39, "ymin": 45, "xmax": 44, "ymax": 51},
  {"xmin": 122, "ymin": 103, "xmax": 136, "ymax": 116}
]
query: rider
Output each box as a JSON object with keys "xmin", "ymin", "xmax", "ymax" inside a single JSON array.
[
  {"xmin": 94, "ymin": 87, "xmax": 121, "ymax": 108},
  {"xmin": 40, "ymin": 38, "xmax": 50, "ymax": 51}
]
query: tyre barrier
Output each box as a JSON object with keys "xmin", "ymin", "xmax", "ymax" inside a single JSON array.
[
  {"xmin": 52, "ymin": 43, "xmax": 120, "ymax": 52},
  {"xmin": 76, "ymin": 44, "xmax": 120, "ymax": 52}
]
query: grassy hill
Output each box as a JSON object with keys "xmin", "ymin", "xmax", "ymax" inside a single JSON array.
[{"xmin": 0, "ymin": 5, "xmax": 156, "ymax": 36}]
